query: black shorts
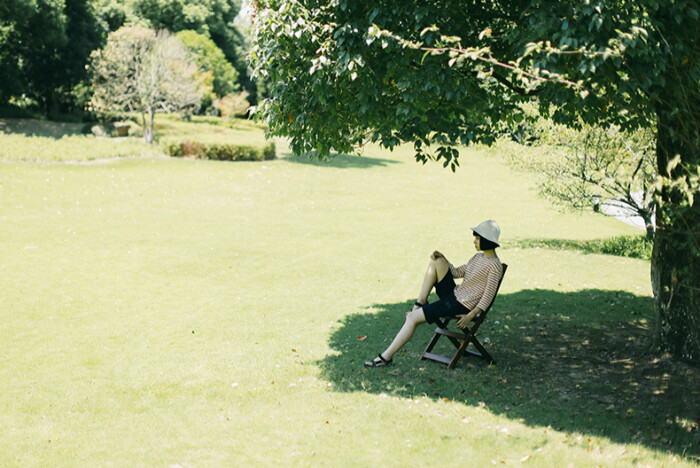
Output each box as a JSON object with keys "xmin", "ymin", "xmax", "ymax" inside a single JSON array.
[{"xmin": 422, "ymin": 271, "xmax": 470, "ymax": 324}]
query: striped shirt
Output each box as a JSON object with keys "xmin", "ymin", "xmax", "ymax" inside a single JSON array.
[{"xmin": 448, "ymin": 252, "xmax": 504, "ymax": 312}]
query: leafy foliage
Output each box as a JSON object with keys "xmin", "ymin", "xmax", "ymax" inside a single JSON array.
[
  {"xmin": 0, "ymin": 0, "xmax": 253, "ymax": 116},
  {"xmin": 163, "ymin": 138, "xmax": 275, "ymax": 161},
  {"xmin": 507, "ymin": 235, "xmax": 653, "ymax": 260},
  {"xmin": 0, "ymin": 0, "xmax": 103, "ymax": 114},
  {"xmin": 500, "ymin": 115, "xmax": 657, "ymax": 238},
  {"xmin": 91, "ymin": 0, "xmax": 257, "ymax": 101},
  {"xmin": 249, "ymin": 0, "xmax": 694, "ymax": 165},
  {"xmin": 215, "ymin": 91, "xmax": 251, "ymax": 118},
  {"xmin": 177, "ymin": 30, "xmax": 240, "ymax": 107}
]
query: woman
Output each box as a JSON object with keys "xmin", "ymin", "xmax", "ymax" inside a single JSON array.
[{"xmin": 364, "ymin": 220, "xmax": 504, "ymax": 367}]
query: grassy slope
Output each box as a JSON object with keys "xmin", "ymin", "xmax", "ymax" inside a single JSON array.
[{"xmin": 0, "ymin": 130, "xmax": 696, "ymax": 466}]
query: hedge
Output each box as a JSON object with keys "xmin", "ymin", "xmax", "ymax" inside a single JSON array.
[{"xmin": 164, "ymin": 139, "xmax": 276, "ymax": 161}]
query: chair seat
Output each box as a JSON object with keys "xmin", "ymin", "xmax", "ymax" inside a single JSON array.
[{"xmin": 420, "ymin": 263, "xmax": 507, "ymax": 369}]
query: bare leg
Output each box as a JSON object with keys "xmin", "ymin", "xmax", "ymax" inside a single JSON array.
[
  {"xmin": 415, "ymin": 257, "xmax": 449, "ymax": 307},
  {"xmin": 365, "ymin": 257, "xmax": 448, "ymax": 367},
  {"xmin": 381, "ymin": 309, "xmax": 427, "ymax": 361}
]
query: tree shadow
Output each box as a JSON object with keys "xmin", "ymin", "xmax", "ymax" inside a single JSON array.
[
  {"xmin": 281, "ymin": 152, "xmax": 400, "ymax": 169},
  {"xmin": 318, "ymin": 289, "xmax": 699, "ymax": 460},
  {"xmin": 0, "ymin": 118, "xmax": 87, "ymax": 138}
]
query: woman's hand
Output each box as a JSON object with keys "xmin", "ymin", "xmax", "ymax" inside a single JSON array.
[
  {"xmin": 456, "ymin": 310, "xmax": 478, "ymax": 329},
  {"xmin": 431, "ymin": 250, "xmax": 444, "ymax": 260}
]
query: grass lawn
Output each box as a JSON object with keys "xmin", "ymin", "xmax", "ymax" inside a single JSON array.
[{"xmin": 0, "ymin": 118, "xmax": 697, "ymax": 466}]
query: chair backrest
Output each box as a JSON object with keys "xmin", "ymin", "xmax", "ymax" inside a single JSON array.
[{"xmin": 473, "ymin": 263, "xmax": 508, "ymax": 325}]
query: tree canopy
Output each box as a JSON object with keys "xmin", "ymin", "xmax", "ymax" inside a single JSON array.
[
  {"xmin": 0, "ymin": 0, "xmax": 103, "ymax": 114},
  {"xmin": 178, "ymin": 30, "xmax": 240, "ymax": 99},
  {"xmin": 250, "ymin": 0, "xmax": 699, "ymax": 362},
  {"xmin": 251, "ymin": 0, "xmax": 695, "ymax": 161}
]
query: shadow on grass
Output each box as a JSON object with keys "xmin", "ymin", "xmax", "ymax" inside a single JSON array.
[
  {"xmin": 319, "ymin": 289, "xmax": 699, "ymax": 460},
  {"xmin": 0, "ymin": 118, "xmax": 86, "ymax": 138},
  {"xmin": 282, "ymin": 152, "xmax": 400, "ymax": 169}
]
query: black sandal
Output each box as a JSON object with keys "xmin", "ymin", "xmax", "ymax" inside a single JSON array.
[
  {"xmin": 414, "ymin": 301, "xmax": 424, "ymax": 308},
  {"xmin": 364, "ymin": 354, "xmax": 393, "ymax": 368}
]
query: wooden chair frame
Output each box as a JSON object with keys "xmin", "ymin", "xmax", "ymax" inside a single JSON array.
[{"xmin": 421, "ymin": 264, "xmax": 508, "ymax": 369}]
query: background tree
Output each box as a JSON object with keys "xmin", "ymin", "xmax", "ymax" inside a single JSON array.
[
  {"xmin": 249, "ymin": 0, "xmax": 699, "ymax": 362},
  {"xmin": 0, "ymin": 0, "xmax": 34, "ymax": 106},
  {"xmin": 177, "ymin": 29, "xmax": 240, "ymax": 110},
  {"xmin": 0, "ymin": 0, "xmax": 256, "ymax": 117},
  {"xmin": 89, "ymin": 26, "xmax": 203, "ymax": 143},
  {"xmin": 0, "ymin": 0, "xmax": 103, "ymax": 115},
  {"xmin": 91, "ymin": 0, "xmax": 259, "ymax": 103},
  {"xmin": 506, "ymin": 120, "xmax": 657, "ymax": 239}
]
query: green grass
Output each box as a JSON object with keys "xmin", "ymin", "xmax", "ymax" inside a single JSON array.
[
  {"xmin": 0, "ymin": 115, "xmax": 272, "ymax": 163},
  {"xmin": 505, "ymin": 234, "xmax": 654, "ymax": 260},
  {"xmin": 0, "ymin": 132, "xmax": 163, "ymax": 162},
  {"xmin": 156, "ymin": 114, "xmax": 273, "ymax": 149},
  {"xmin": 0, "ymin": 121, "xmax": 697, "ymax": 467}
]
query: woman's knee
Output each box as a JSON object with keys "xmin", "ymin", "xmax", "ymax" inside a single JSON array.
[
  {"xmin": 406, "ymin": 309, "xmax": 427, "ymax": 326},
  {"xmin": 431, "ymin": 257, "xmax": 449, "ymax": 279},
  {"xmin": 428, "ymin": 256, "xmax": 447, "ymax": 271}
]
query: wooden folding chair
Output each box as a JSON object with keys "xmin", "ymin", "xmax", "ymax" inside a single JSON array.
[{"xmin": 420, "ymin": 264, "xmax": 508, "ymax": 369}]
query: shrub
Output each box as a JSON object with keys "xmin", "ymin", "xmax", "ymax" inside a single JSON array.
[
  {"xmin": 163, "ymin": 138, "xmax": 275, "ymax": 161},
  {"xmin": 595, "ymin": 235, "xmax": 653, "ymax": 260},
  {"xmin": 216, "ymin": 91, "xmax": 251, "ymax": 118}
]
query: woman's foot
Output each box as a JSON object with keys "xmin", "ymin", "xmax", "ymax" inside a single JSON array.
[
  {"xmin": 364, "ymin": 354, "xmax": 393, "ymax": 368},
  {"xmin": 412, "ymin": 301, "xmax": 424, "ymax": 311}
]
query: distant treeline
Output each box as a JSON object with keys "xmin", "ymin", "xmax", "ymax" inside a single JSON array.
[{"xmin": 0, "ymin": 0, "xmax": 263, "ymax": 119}]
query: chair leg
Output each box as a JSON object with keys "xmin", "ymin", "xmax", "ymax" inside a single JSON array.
[
  {"xmin": 421, "ymin": 327, "xmax": 442, "ymax": 357},
  {"xmin": 467, "ymin": 337, "xmax": 496, "ymax": 365},
  {"xmin": 448, "ymin": 341, "xmax": 470, "ymax": 369},
  {"xmin": 422, "ymin": 321, "xmax": 496, "ymax": 367},
  {"xmin": 421, "ymin": 318, "xmax": 462, "ymax": 361}
]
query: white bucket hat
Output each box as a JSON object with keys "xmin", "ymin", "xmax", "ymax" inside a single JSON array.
[{"xmin": 472, "ymin": 220, "xmax": 500, "ymax": 246}]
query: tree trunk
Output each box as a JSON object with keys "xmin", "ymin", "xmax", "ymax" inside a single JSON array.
[
  {"xmin": 148, "ymin": 108, "xmax": 155, "ymax": 144},
  {"xmin": 141, "ymin": 112, "xmax": 149, "ymax": 144},
  {"xmin": 142, "ymin": 109, "xmax": 155, "ymax": 144},
  {"xmin": 651, "ymin": 111, "xmax": 700, "ymax": 364},
  {"xmin": 643, "ymin": 212, "xmax": 655, "ymax": 240}
]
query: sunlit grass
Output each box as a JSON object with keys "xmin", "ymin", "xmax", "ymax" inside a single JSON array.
[
  {"xmin": 0, "ymin": 122, "xmax": 696, "ymax": 467},
  {"xmin": 0, "ymin": 114, "xmax": 271, "ymax": 163},
  {"xmin": 0, "ymin": 133, "xmax": 162, "ymax": 162}
]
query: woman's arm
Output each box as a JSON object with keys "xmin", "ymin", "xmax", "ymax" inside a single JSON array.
[
  {"xmin": 455, "ymin": 263, "xmax": 503, "ymax": 329},
  {"xmin": 474, "ymin": 264, "xmax": 503, "ymax": 312}
]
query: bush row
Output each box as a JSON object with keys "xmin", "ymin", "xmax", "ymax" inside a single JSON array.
[
  {"xmin": 164, "ymin": 139, "xmax": 276, "ymax": 161},
  {"xmin": 507, "ymin": 234, "xmax": 653, "ymax": 260},
  {"xmin": 592, "ymin": 234, "xmax": 653, "ymax": 260}
]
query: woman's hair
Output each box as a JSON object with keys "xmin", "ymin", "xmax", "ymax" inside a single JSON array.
[{"xmin": 474, "ymin": 232, "xmax": 499, "ymax": 250}]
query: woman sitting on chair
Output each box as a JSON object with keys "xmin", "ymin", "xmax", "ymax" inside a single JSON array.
[{"xmin": 364, "ymin": 220, "xmax": 504, "ymax": 368}]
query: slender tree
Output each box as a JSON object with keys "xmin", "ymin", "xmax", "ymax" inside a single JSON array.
[
  {"xmin": 89, "ymin": 26, "xmax": 203, "ymax": 143},
  {"xmin": 506, "ymin": 121, "xmax": 657, "ymax": 239}
]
